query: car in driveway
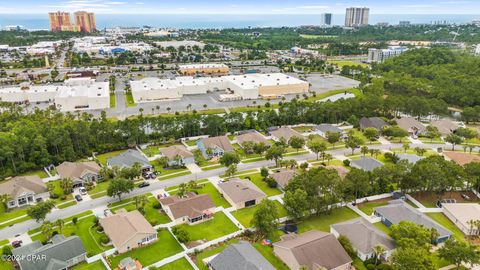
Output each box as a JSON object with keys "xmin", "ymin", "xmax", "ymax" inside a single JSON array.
[
  {"xmin": 75, "ymin": 195, "xmax": 83, "ymax": 202},
  {"xmin": 138, "ymin": 181, "xmax": 150, "ymax": 188},
  {"xmin": 12, "ymin": 240, "xmax": 22, "ymax": 248},
  {"xmin": 79, "ymin": 187, "xmax": 87, "ymax": 195}
]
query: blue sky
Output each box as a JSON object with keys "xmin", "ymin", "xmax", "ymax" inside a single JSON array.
[{"xmin": 0, "ymin": 0, "xmax": 477, "ymax": 14}]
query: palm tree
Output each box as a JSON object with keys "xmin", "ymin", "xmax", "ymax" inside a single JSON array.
[
  {"xmin": 402, "ymin": 142, "xmax": 410, "ymax": 153},
  {"xmin": 324, "ymin": 153, "xmax": 333, "ymax": 165},
  {"xmin": 60, "ymin": 178, "xmax": 73, "ymax": 195},
  {"xmin": 41, "ymin": 221, "xmax": 53, "ymax": 242},
  {"xmin": 55, "ymin": 219, "xmax": 65, "ymax": 233},
  {"xmin": 373, "ymin": 244, "xmax": 387, "ymax": 264},
  {"xmin": 360, "ymin": 146, "xmax": 369, "ymax": 156}
]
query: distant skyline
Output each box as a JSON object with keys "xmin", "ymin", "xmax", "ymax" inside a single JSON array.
[{"xmin": 0, "ymin": 0, "xmax": 479, "ymax": 15}]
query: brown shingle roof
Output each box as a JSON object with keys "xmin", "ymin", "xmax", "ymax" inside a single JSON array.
[
  {"xmin": 274, "ymin": 230, "xmax": 352, "ymax": 270},
  {"xmin": 444, "ymin": 152, "xmax": 480, "ymax": 166},
  {"xmin": 270, "ymin": 127, "xmax": 304, "ymax": 142},
  {"xmin": 159, "ymin": 193, "xmax": 215, "ymax": 219},
  {"xmin": 56, "ymin": 161, "xmax": 101, "ymax": 180},
  {"xmin": 0, "ymin": 175, "xmax": 48, "ymax": 198},
  {"xmin": 396, "ymin": 117, "xmax": 426, "ymax": 134},
  {"xmin": 202, "ymin": 136, "xmax": 234, "ymax": 152},
  {"xmin": 430, "ymin": 120, "xmax": 459, "ymax": 136},
  {"xmin": 99, "ymin": 210, "xmax": 156, "ymax": 249},
  {"xmin": 270, "ymin": 170, "xmax": 296, "ymax": 188},
  {"xmin": 160, "ymin": 145, "xmax": 193, "ymax": 160},
  {"xmin": 236, "ymin": 132, "xmax": 271, "ymax": 146},
  {"xmin": 218, "ymin": 178, "xmax": 266, "ymax": 204}
]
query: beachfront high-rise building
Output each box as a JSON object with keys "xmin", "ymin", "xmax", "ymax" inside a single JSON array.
[
  {"xmin": 49, "ymin": 11, "xmax": 76, "ymax": 32},
  {"xmin": 345, "ymin": 7, "xmax": 370, "ymax": 27},
  {"xmin": 320, "ymin": 13, "xmax": 332, "ymax": 27},
  {"xmin": 74, "ymin": 11, "xmax": 96, "ymax": 33}
]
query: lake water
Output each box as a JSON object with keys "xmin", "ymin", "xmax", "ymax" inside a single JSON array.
[{"xmin": 1, "ymin": 14, "xmax": 479, "ymax": 30}]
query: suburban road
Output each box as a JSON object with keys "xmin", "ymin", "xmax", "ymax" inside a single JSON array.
[{"xmin": 0, "ymin": 142, "xmax": 465, "ymax": 239}]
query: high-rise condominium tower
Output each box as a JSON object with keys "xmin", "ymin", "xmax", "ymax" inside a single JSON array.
[
  {"xmin": 345, "ymin": 7, "xmax": 369, "ymax": 27},
  {"xmin": 74, "ymin": 11, "xmax": 97, "ymax": 33},
  {"xmin": 320, "ymin": 13, "xmax": 332, "ymax": 27}
]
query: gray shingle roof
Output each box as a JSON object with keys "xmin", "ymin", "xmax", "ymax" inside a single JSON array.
[
  {"xmin": 397, "ymin": 154, "xmax": 424, "ymax": 164},
  {"xmin": 12, "ymin": 235, "xmax": 86, "ymax": 270},
  {"xmin": 314, "ymin": 124, "xmax": 343, "ymax": 134},
  {"xmin": 374, "ymin": 201, "xmax": 452, "ymax": 238},
  {"xmin": 107, "ymin": 149, "xmax": 151, "ymax": 169},
  {"xmin": 359, "ymin": 117, "xmax": 388, "ymax": 131},
  {"xmin": 350, "ymin": 157, "xmax": 383, "ymax": 172},
  {"xmin": 210, "ymin": 241, "xmax": 275, "ymax": 270}
]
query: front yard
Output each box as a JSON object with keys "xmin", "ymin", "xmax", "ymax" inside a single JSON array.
[
  {"xmin": 167, "ymin": 181, "xmax": 231, "ymax": 208},
  {"xmin": 173, "ymin": 212, "xmax": 238, "ymax": 244},
  {"xmin": 108, "ymin": 229, "xmax": 183, "ymax": 269},
  {"xmin": 110, "ymin": 197, "xmax": 171, "ymax": 226}
]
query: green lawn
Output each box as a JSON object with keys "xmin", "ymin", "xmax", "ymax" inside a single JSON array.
[
  {"xmin": 71, "ymin": 261, "xmax": 107, "ymax": 270},
  {"xmin": 238, "ymin": 173, "xmax": 282, "ymax": 196},
  {"xmin": 373, "ymin": 222, "xmax": 391, "ymax": 235},
  {"xmin": 232, "ymin": 201, "xmax": 287, "ymax": 228},
  {"xmin": 158, "ymin": 170, "xmax": 192, "ymax": 180},
  {"xmin": 174, "ymin": 212, "xmax": 238, "ymax": 242},
  {"xmin": 233, "ymin": 143, "xmax": 263, "ymax": 160},
  {"xmin": 432, "ymin": 252, "xmax": 451, "ymax": 269},
  {"xmin": 168, "ymin": 182, "xmax": 230, "ymax": 208},
  {"xmin": 89, "ymin": 181, "xmax": 110, "ymax": 196},
  {"xmin": 158, "ymin": 257, "xmax": 194, "ymax": 270},
  {"xmin": 109, "ymin": 229, "xmax": 183, "ymax": 269},
  {"xmin": 292, "ymin": 126, "xmax": 313, "ymax": 133},
  {"xmin": 0, "ymin": 204, "xmax": 28, "ymax": 224},
  {"xmin": 108, "ymin": 193, "xmax": 153, "ymax": 208},
  {"xmin": 19, "ymin": 169, "xmax": 49, "ymax": 178},
  {"xmin": 57, "ymin": 200, "xmax": 77, "ymax": 209},
  {"xmin": 327, "ymin": 60, "xmax": 368, "ymax": 68},
  {"xmin": 0, "ymin": 261, "xmax": 13, "ymax": 270},
  {"xmin": 29, "ymin": 210, "xmax": 93, "ymax": 235},
  {"xmin": 357, "ymin": 200, "xmax": 389, "ymax": 215},
  {"xmin": 193, "ymin": 239, "xmax": 240, "ymax": 270},
  {"xmin": 0, "ymin": 239, "xmax": 8, "ymax": 246},
  {"xmin": 297, "ymin": 207, "xmax": 359, "ymax": 233},
  {"xmin": 426, "ymin": 213, "xmax": 465, "ymax": 241},
  {"xmin": 242, "ymin": 157, "xmax": 267, "ymax": 163},
  {"xmin": 111, "ymin": 197, "xmax": 170, "ymax": 226},
  {"xmin": 419, "ymin": 137, "xmax": 444, "ymax": 144},
  {"xmin": 185, "ymin": 140, "xmax": 198, "ymax": 147},
  {"xmin": 31, "ymin": 216, "xmax": 111, "ymax": 256},
  {"xmin": 221, "ymin": 169, "xmax": 258, "ymax": 178},
  {"xmin": 201, "ymin": 164, "xmax": 224, "ymax": 171},
  {"xmin": 96, "ymin": 150, "xmax": 126, "ymax": 166},
  {"xmin": 126, "ymin": 92, "xmax": 135, "ymax": 107},
  {"xmin": 252, "ymin": 242, "xmax": 289, "ymax": 270},
  {"xmin": 109, "ymin": 93, "xmax": 116, "ymax": 108}
]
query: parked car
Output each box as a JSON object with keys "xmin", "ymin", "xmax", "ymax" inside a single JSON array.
[
  {"xmin": 143, "ymin": 171, "xmax": 157, "ymax": 179},
  {"xmin": 75, "ymin": 195, "xmax": 83, "ymax": 202},
  {"xmin": 12, "ymin": 240, "xmax": 22, "ymax": 248},
  {"xmin": 79, "ymin": 187, "xmax": 87, "ymax": 195},
  {"xmin": 138, "ymin": 181, "xmax": 150, "ymax": 188}
]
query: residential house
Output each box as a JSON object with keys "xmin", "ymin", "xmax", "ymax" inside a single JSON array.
[
  {"xmin": 397, "ymin": 154, "xmax": 424, "ymax": 164},
  {"xmin": 12, "ymin": 235, "xmax": 86, "ymax": 270},
  {"xmin": 430, "ymin": 119, "xmax": 459, "ymax": 137},
  {"xmin": 443, "ymin": 152, "xmax": 480, "ymax": 166},
  {"xmin": 374, "ymin": 201, "xmax": 452, "ymax": 243},
  {"xmin": 236, "ymin": 131, "xmax": 271, "ymax": 148},
  {"xmin": 314, "ymin": 124, "xmax": 344, "ymax": 138},
  {"xmin": 350, "ymin": 157, "xmax": 383, "ymax": 172},
  {"xmin": 269, "ymin": 127, "xmax": 304, "ymax": 142},
  {"xmin": 209, "ymin": 241, "xmax": 275, "ymax": 270},
  {"xmin": 331, "ymin": 218, "xmax": 396, "ymax": 261},
  {"xmin": 359, "ymin": 117, "xmax": 388, "ymax": 131},
  {"xmin": 100, "ymin": 210, "xmax": 157, "ymax": 253},
  {"xmin": 217, "ymin": 178, "xmax": 266, "ymax": 209},
  {"xmin": 197, "ymin": 136, "xmax": 234, "ymax": 159},
  {"xmin": 118, "ymin": 257, "xmax": 142, "ymax": 270},
  {"xmin": 56, "ymin": 161, "xmax": 102, "ymax": 187},
  {"xmin": 442, "ymin": 203, "xmax": 480, "ymax": 235},
  {"xmin": 159, "ymin": 193, "xmax": 215, "ymax": 225},
  {"xmin": 273, "ymin": 230, "xmax": 352, "ymax": 270},
  {"xmin": 270, "ymin": 170, "xmax": 296, "ymax": 190},
  {"xmin": 0, "ymin": 175, "xmax": 50, "ymax": 209},
  {"xmin": 395, "ymin": 117, "xmax": 426, "ymax": 137},
  {"xmin": 107, "ymin": 149, "xmax": 152, "ymax": 172},
  {"xmin": 159, "ymin": 145, "xmax": 195, "ymax": 166}
]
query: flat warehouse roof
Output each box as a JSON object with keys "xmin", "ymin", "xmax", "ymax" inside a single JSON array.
[
  {"xmin": 223, "ymin": 73, "xmax": 308, "ymax": 89},
  {"xmin": 179, "ymin": 63, "xmax": 228, "ymax": 69}
]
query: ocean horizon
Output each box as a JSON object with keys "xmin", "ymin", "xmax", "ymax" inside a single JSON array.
[{"xmin": 1, "ymin": 13, "xmax": 480, "ymax": 30}]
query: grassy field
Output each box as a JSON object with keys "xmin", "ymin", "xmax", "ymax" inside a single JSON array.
[
  {"xmin": 109, "ymin": 93, "xmax": 116, "ymax": 108},
  {"xmin": 357, "ymin": 199, "xmax": 390, "ymax": 215},
  {"xmin": 174, "ymin": 212, "xmax": 238, "ymax": 243},
  {"xmin": 19, "ymin": 169, "xmax": 49, "ymax": 178},
  {"xmin": 201, "ymin": 164, "xmax": 224, "ymax": 171},
  {"xmin": 168, "ymin": 182, "xmax": 231, "ymax": 208},
  {"xmin": 374, "ymin": 222, "xmax": 391, "ymax": 235},
  {"xmin": 426, "ymin": 213, "xmax": 465, "ymax": 241},
  {"xmin": 238, "ymin": 173, "xmax": 282, "ymax": 196},
  {"xmin": 232, "ymin": 200, "xmax": 287, "ymax": 228},
  {"xmin": 0, "ymin": 204, "xmax": 28, "ymax": 224},
  {"xmin": 89, "ymin": 181, "xmax": 110, "ymax": 197},
  {"xmin": 96, "ymin": 149, "xmax": 126, "ymax": 166},
  {"xmin": 126, "ymin": 92, "xmax": 135, "ymax": 107},
  {"xmin": 327, "ymin": 60, "xmax": 369, "ymax": 68},
  {"xmin": 158, "ymin": 257, "xmax": 194, "ymax": 270},
  {"xmin": 111, "ymin": 197, "xmax": 171, "ymax": 226},
  {"xmin": 109, "ymin": 229, "xmax": 183, "ymax": 269},
  {"xmin": 57, "ymin": 200, "xmax": 77, "ymax": 209},
  {"xmin": 151, "ymin": 159, "xmax": 190, "ymax": 178},
  {"xmin": 297, "ymin": 207, "xmax": 359, "ymax": 233}
]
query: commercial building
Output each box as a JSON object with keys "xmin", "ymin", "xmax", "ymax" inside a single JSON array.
[
  {"xmin": 345, "ymin": 7, "xmax": 370, "ymax": 27},
  {"xmin": 367, "ymin": 46, "xmax": 408, "ymax": 63},
  {"xmin": 179, "ymin": 63, "xmax": 230, "ymax": 76},
  {"xmin": 320, "ymin": 13, "xmax": 333, "ymax": 27},
  {"xmin": 74, "ymin": 11, "xmax": 96, "ymax": 33},
  {"xmin": 155, "ymin": 40, "xmax": 205, "ymax": 50}
]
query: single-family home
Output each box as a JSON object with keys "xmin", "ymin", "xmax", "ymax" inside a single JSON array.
[
  {"xmin": 209, "ymin": 241, "xmax": 275, "ymax": 270},
  {"xmin": 159, "ymin": 193, "xmax": 215, "ymax": 225},
  {"xmin": 270, "ymin": 170, "xmax": 296, "ymax": 190},
  {"xmin": 197, "ymin": 136, "xmax": 234, "ymax": 159},
  {"xmin": 107, "ymin": 149, "xmax": 152, "ymax": 172},
  {"xmin": 331, "ymin": 218, "xmax": 396, "ymax": 261},
  {"xmin": 442, "ymin": 203, "xmax": 480, "ymax": 235},
  {"xmin": 236, "ymin": 131, "xmax": 271, "ymax": 148},
  {"xmin": 56, "ymin": 161, "xmax": 102, "ymax": 187},
  {"xmin": 269, "ymin": 127, "xmax": 304, "ymax": 142},
  {"xmin": 0, "ymin": 175, "xmax": 50, "ymax": 209},
  {"xmin": 100, "ymin": 210, "xmax": 157, "ymax": 253},
  {"xmin": 374, "ymin": 201, "xmax": 452, "ymax": 243},
  {"xmin": 159, "ymin": 145, "xmax": 195, "ymax": 166},
  {"xmin": 395, "ymin": 117, "xmax": 426, "ymax": 137},
  {"xmin": 430, "ymin": 119, "xmax": 459, "ymax": 136},
  {"xmin": 443, "ymin": 152, "xmax": 480, "ymax": 166},
  {"xmin": 12, "ymin": 235, "xmax": 86, "ymax": 270},
  {"xmin": 314, "ymin": 124, "xmax": 344, "ymax": 138},
  {"xmin": 397, "ymin": 154, "xmax": 424, "ymax": 164},
  {"xmin": 350, "ymin": 157, "xmax": 383, "ymax": 172},
  {"xmin": 217, "ymin": 178, "xmax": 266, "ymax": 209},
  {"xmin": 359, "ymin": 117, "xmax": 388, "ymax": 131},
  {"xmin": 273, "ymin": 230, "xmax": 352, "ymax": 270}
]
